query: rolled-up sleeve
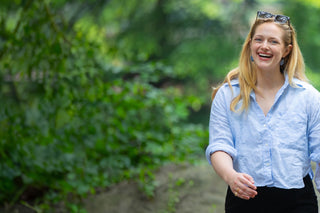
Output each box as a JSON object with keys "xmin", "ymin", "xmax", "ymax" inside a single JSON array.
[{"xmin": 205, "ymin": 86, "xmax": 236, "ymax": 164}]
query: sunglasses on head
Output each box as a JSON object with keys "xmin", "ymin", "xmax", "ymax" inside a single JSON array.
[{"xmin": 256, "ymin": 11, "xmax": 290, "ymax": 26}]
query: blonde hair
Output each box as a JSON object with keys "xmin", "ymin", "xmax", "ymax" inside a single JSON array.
[{"xmin": 212, "ymin": 18, "xmax": 306, "ymax": 112}]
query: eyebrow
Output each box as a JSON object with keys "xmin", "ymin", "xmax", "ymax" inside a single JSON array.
[{"xmin": 254, "ymin": 35, "xmax": 281, "ymax": 40}]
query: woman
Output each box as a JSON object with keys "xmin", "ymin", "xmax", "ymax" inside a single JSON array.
[{"xmin": 205, "ymin": 11, "xmax": 320, "ymax": 213}]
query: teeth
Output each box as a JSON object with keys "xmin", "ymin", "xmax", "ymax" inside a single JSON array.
[{"xmin": 259, "ymin": 53, "xmax": 272, "ymax": 58}]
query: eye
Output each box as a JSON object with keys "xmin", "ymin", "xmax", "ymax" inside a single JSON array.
[
  {"xmin": 271, "ymin": 40, "xmax": 279, "ymax": 44},
  {"xmin": 254, "ymin": 38, "xmax": 262, "ymax": 42}
]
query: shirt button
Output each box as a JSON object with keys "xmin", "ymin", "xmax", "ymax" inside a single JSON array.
[{"xmin": 264, "ymin": 124, "xmax": 266, "ymax": 127}]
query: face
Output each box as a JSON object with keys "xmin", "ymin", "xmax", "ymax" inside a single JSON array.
[{"xmin": 250, "ymin": 22, "xmax": 292, "ymax": 72}]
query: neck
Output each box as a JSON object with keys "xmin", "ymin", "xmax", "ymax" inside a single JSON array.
[{"xmin": 256, "ymin": 68, "xmax": 285, "ymax": 90}]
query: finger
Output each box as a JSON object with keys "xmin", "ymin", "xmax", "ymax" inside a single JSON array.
[
  {"xmin": 235, "ymin": 187, "xmax": 240, "ymax": 195},
  {"xmin": 243, "ymin": 173, "xmax": 255, "ymax": 184},
  {"xmin": 241, "ymin": 174, "xmax": 257, "ymax": 190},
  {"xmin": 235, "ymin": 188, "xmax": 251, "ymax": 200},
  {"xmin": 242, "ymin": 174, "xmax": 257, "ymax": 188},
  {"xmin": 241, "ymin": 186, "xmax": 257, "ymax": 198},
  {"xmin": 240, "ymin": 191, "xmax": 252, "ymax": 200},
  {"xmin": 237, "ymin": 180, "xmax": 257, "ymax": 198}
]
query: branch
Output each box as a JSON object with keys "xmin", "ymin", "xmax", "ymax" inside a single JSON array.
[{"xmin": 43, "ymin": 1, "xmax": 71, "ymax": 46}]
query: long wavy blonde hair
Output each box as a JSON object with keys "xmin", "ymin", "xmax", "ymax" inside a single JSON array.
[{"xmin": 212, "ymin": 18, "xmax": 306, "ymax": 112}]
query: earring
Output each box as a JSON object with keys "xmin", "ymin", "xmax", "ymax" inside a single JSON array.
[
  {"xmin": 280, "ymin": 58, "xmax": 285, "ymax": 66},
  {"xmin": 250, "ymin": 56, "xmax": 254, "ymax": 62}
]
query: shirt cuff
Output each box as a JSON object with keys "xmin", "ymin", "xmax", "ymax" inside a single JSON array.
[{"xmin": 205, "ymin": 145, "xmax": 237, "ymax": 165}]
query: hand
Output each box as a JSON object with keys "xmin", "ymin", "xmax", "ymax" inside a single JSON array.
[{"xmin": 228, "ymin": 172, "xmax": 257, "ymax": 200}]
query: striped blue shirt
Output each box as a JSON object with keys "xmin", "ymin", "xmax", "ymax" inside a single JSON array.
[{"xmin": 206, "ymin": 74, "xmax": 320, "ymax": 189}]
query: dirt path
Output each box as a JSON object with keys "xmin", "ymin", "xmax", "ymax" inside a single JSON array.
[
  {"xmin": 84, "ymin": 160, "xmax": 320, "ymax": 213},
  {"xmin": 84, "ymin": 160, "xmax": 227, "ymax": 213}
]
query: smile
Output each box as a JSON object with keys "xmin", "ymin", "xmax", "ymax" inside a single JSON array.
[{"xmin": 258, "ymin": 53, "xmax": 273, "ymax": 58}]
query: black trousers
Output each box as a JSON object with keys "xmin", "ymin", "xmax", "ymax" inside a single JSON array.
[{"xmin": 225, "ymin": 175, "xmax": 318, "ymax": 213}]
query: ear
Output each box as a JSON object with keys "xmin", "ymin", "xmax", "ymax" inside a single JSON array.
[{"xmin": 283, "ymin": 44, "xmax": 292, "ymax": 58}]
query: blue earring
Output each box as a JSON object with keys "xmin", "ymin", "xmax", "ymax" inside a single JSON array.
[
  {"xmin": 250, "ymin": 56, "xmax": 254, "ymax": 62},
  {"xmin": 280, "ymin": 58, "xmax": 285, "ymax": 66}
]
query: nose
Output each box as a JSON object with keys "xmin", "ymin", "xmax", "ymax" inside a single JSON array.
[{"xmin": 261, "ymin": 40, "xmax": 269, "ymax": 49}]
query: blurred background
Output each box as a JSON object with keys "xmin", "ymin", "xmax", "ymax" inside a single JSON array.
[{"xmin": 1, "ymin": 0, "xmax": 320, "ymax": 212}]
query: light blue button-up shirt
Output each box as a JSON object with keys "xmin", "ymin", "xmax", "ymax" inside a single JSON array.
[{"xmin": 206, "ymin": 74, "xmax": 320, "ymax": 189}]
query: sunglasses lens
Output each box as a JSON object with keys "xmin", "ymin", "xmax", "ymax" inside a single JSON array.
[
  {"xmin": 275, "ymin": 15, "xmax": 289, "ymax": 24},
  {"xmin": 258, "ymin": 11, "xmax": 274, "ymax": 19}
]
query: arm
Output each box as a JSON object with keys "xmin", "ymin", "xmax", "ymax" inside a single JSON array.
[
  {"xmin": 211, "ymin": 151, "xmax": 257, "ymax": 200},
  {"xmin": 207, "ymin": 86, "xmax": 257, "ymax": 199}
]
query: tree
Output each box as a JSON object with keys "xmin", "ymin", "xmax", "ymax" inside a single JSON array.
[{"xmin": 0, "ymin": 1, "xmax": 207, "ymax": 211}]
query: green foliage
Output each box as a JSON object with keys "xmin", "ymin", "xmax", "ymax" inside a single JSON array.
[
  {"xmin": 0, "ymin": 0, "xmax": 208, "ymax": 210},
  {"xmin": 104, "ymin": 0, "xmax": 253, "ymax": 102},
  {"xmin": 282, "ymin": 1, "xmax": 320, "ymax": 74}
]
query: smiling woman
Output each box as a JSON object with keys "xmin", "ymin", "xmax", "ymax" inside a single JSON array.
[
  {"xmin": 250, "ymin": 18, "xmax": 292, "ymax": 76},
  {"xmin": 206, "ymin": 11, "xmax": 320, "ymax": 213},
  {"xmin": 251, "ymin": 23, "xmax": 289, "ymax": 71},
  {"xmin": 250, "ymin": 22, "xmax": 293, "ymax": 115}
]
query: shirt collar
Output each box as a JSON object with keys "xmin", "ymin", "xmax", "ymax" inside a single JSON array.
[
  {"xmin": 230, "ymin": 79, "xmax": 240, "ymax": 87},
  {"xmin": 230, "ymin": 73, "xmax": 305, "ymax": 87},
  {"xmin": 290, "ymin": 75, "xmax": 307, "ymax": 89},
  {"xmin": 248, "ymin": 73, "xmax": 306, "ymax": 99},
  {"xmin": 229, "ymin": 73, "xmax": 306, "ymax": 95}
]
